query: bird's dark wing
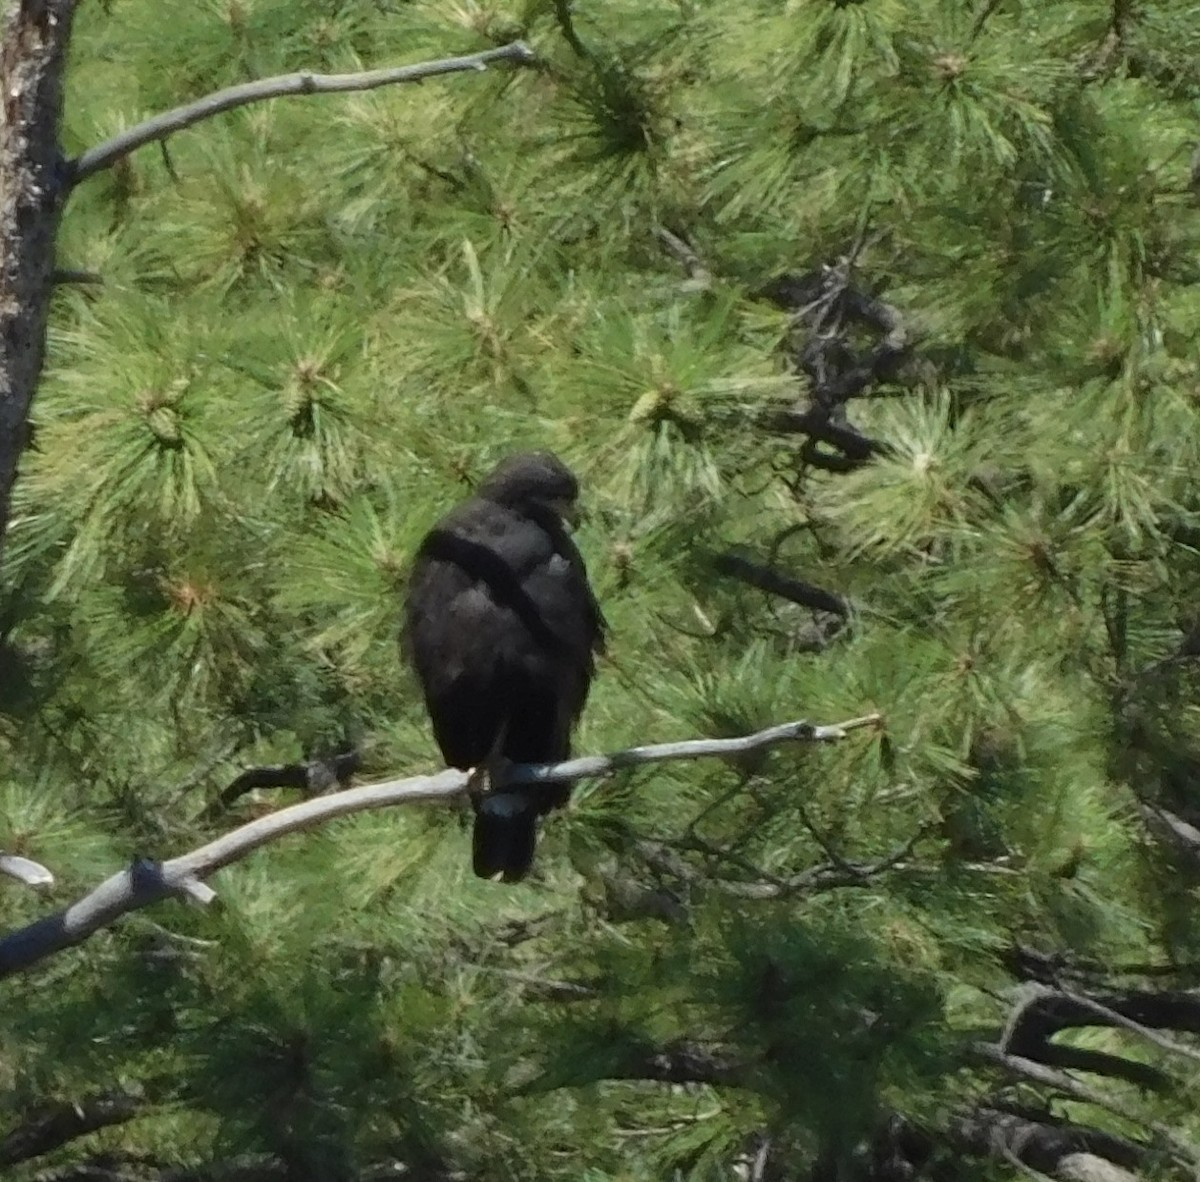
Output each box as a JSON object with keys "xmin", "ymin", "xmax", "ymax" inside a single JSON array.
[
  {"xmin": 516, "ymin": 532, "xmax": 606, "ymax": 671},
  {"xmin": 550, "ymin": 528, "xmax": 608, "ymax": 659},
  {"xmin": 403, "ymin": 498, "xmax": 601, "ymax": 769},
  {"xmin": 407, "ymin": 499, "xmax": 598, "ymax": 664}
]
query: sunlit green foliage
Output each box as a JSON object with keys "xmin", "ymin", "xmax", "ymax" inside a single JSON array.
[{"xmin": 4, "ymin": 0, "xmax": 1200, "ymax": 1177}]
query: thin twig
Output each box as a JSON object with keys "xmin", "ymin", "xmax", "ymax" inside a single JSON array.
[
  {"xmin": 970, "ymin": 0, "xmax": 1004, "ymax": 41},
  {"xmin": 634, "ymin": 820, "xmax": 922, "ymax": 901},
  {"xmin": 552, "ymin": 0, "xmax": 592, "ymax": 60},
  {"xmin": 0, "ymin": 714, "xmax": 881, "ymax": 979},
  {"xmin": 69, "ymin": 42, "xmax": 537, "ymax": 183},
  {"xmin": 795, "ymin": 798, "xmax": 861, "ymax": 878},
  {"xmin": 653, "ymin": 225, "xmax": 713, "ymax": 290}
]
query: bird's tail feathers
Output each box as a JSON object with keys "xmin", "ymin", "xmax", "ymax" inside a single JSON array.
[{"xmin": 472, "ymin": 791, "xmax": 538, "ymax": 883}]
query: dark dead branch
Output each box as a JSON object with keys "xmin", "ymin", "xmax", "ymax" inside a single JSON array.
[
  {"xmin": 201, "ymin": 749, "xmax": 363, "ymax": 819},
  {"xmin": 1002, "ymin": 981, "xmax": 1200, "ymax": 1080},
  {"xmin": 1000, "ymin": 986, "xmax": 1168, "ymax": 1093},
  {"xmin": 757, "ymin": 264, "xmax": 908, "ymax": 403},
  {"xmin": 50, "ymin": 267, "xmax": 103, "ymax": 285},
  {"xmin": 1137, "ymin": 802, "xmax": 1200, "ymax": 870},
  {"xmin": 609, "ymin": 1042, "xmax": 748, "ymax": 1088},
  {"xmin": 799, "ymin": 438, "xmax": 867, "ymax": 473},
  {"xmin": 753, "ymin": 259, "xmax": 909, "ymax": 479},
  {"xmin": 949, "ymin": 1106, "xmax": 1148, "ymax": 1180},
  {"xmin": 0, "ymin": 1091, "xmax": 143, "ymax": 1167},
  {"xmin": 709, "ymin": 550, "xmax": 850, "ymax": 617},
  {"xmin": 1024, "ymin": 1041, "xmax": 1169, "ymax": 1093},
  {"xmin": 973, "ymin": 1042, "xmax": 1200, "ymax": 1168},
  {"xmin": 551, "ymin": 0, "xmax": 592, "ymax": 60},
  {"xmin": 761, "ymin": 404, "xmax": 885, "ymax": 461}
]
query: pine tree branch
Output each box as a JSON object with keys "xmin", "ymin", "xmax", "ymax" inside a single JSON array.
[
  {"xmin": 607, "ymin": 1042, "xmax": 749, "ymax": 1087},
  {"xmin": 31, "ymin": 1155, "xmax": 289, "ymax": 1182},
  {"xmin": 566, "ymin": 1053, "xmax": 1157, "ymax": 1181},
  {"xmin": 799, "ymin": 439, "xmax": 866, "ymax": 472},
  {"xmin": 68, "ymin": 41, "xmax": 537, "ymax": 184},
  {"xmin": 1136, "ymin": 802, "xmax": 1200, "ymax": 870},
  {"xmin": 1002, "ymin": 981, "xmax": 1200, "ymax": 1080},
  {"xmin": 50, "ymin": 266, "xmax": 103, "ymax": 285},
  {"xmin": 761, "ymin": 404, "xmax": 884, "ymax": 460},
  {"xmin": 1063, "ymin": 988, "xmax": 1200, "ymax": 1068},
  {"xmin": 709, "ymin": 549, "xmax": 850, "ymax": 616},
  {"xmin": 1000, "ymin": 985, "xmax": 1169, "ymax": 1093},
  {"xmin": 0, "ymin": 713, "xmax": 881, "ymax": 979},
  {"xmin": 884, "ymin": 1106, "xmax": 1150, "ymax": 1182},
  {"xmin": 0, "ymin": 852, "xmax": 53, "ymax": 887},
  {"xmin": 972, "ymin": 1043, "xmax": 1200, "ymax": 1169},
  {"xmin": 0, "ymin": 28, "xmax": 532, "ymax": 572},
  {"xmin": 200, "ymin": 749, "xmax": 362, "ymax": 819},
  {"xmin": 653, "ymin": 224, "xmax": 713, "ymax": 290},
  {"xmin": 969, "ymin": 0, "xmax": 1004, "ymax": 42},
  {"xmin": 551, "ymin": 0, "xmax": 591, "ymax": 60},
  {"xmin": 0, "ymin": 1091, "xmax": 143, "ymax": 1167},
  {"xmin": 1025, "ymin": 1042, "xmax": 1169, "ymax": 1093},
  {"xmin": 949, "ymin": 1108, "xmax": 1148, "ymax": 1182}
]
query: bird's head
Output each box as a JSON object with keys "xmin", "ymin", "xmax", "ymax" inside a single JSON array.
[{"xmin": 476, "ymin": 450, "xmax": 584, "ymax": 528}]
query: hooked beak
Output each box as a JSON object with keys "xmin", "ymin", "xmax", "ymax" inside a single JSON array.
[{"xmin": 555, "ymin": 498, "xmax": 583, "ymax": 530}]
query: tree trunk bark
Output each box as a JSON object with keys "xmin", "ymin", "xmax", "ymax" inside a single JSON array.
[{"xmin": 0, "ymin": 0, "xmax": 75, "ymax": 565}]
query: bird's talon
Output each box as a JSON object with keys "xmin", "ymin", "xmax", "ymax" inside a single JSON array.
[{"xmin": 465, "ymin": 764, "xmax": 489, "ymax": 810}]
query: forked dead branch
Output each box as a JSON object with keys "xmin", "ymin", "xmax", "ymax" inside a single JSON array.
[{"xmin": 0, "ymin": 712, "xmax": 882, "ymax": 980}]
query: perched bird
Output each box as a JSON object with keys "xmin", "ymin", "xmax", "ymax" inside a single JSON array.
[{"xmin": 402, "ymin": 451, "xmax": 607, "ymax": 882}]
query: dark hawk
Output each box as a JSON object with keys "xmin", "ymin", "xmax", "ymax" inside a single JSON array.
[{"xmin": 402, "ymin": 451, "xmax": 607, "ymax": 882}]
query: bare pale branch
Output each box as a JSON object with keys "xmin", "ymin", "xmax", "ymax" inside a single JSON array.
[
  {"xmin": 0, "ymin": 713, "xmax": 881, "ymax": 979},
  {"xmin": 0, "ymin": 855, "xmax": 54, "ymax": 888},
  {"xmin": 69, "ymin": 41, "xmax": 537, "ymax": 184}
]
